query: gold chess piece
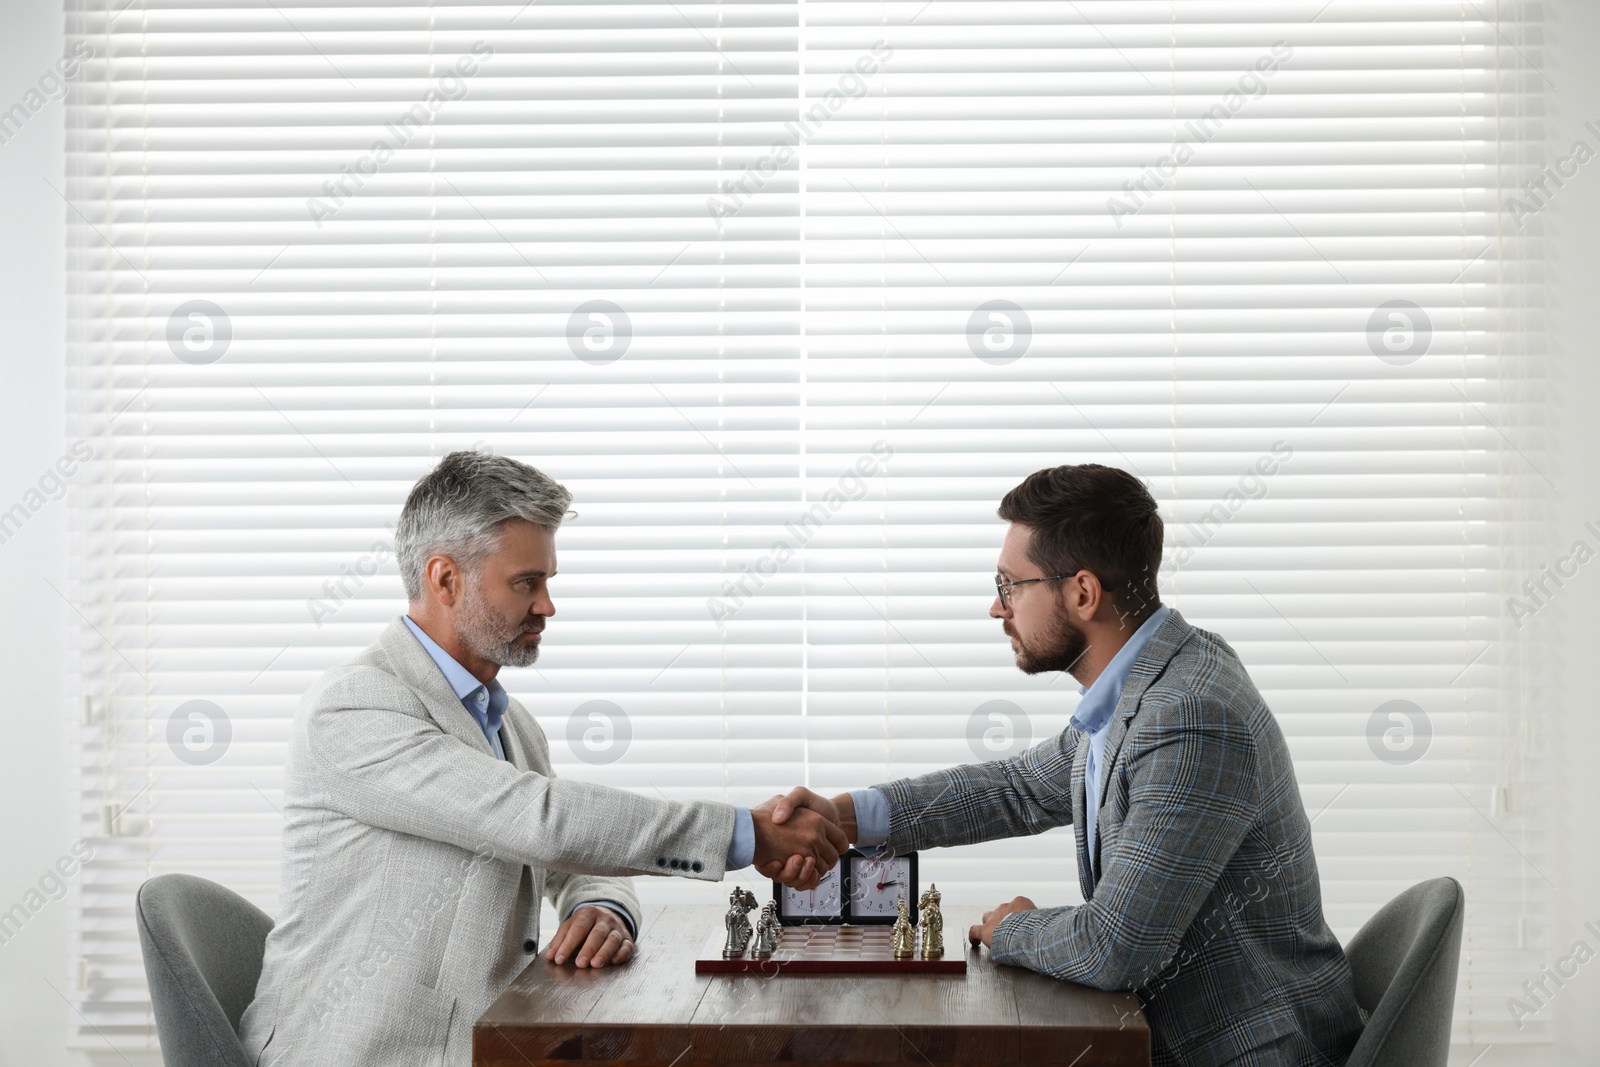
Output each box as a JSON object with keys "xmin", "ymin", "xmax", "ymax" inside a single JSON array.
[
  {"xmin": 918, "ymin": 884, "xmax": 944, "ymax": 960},
  {"xmin": 891, "ymin": 897, "xmax": 916, "ymax": 959}
]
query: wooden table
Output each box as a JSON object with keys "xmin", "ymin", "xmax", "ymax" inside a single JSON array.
[{"xmin": 474, "ymin": 904, "xmax": 1150, "ymax": 1067}]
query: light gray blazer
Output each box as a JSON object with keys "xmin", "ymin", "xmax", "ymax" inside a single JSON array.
[{"xmin": 239, "ymin": 616, "xmax": 737, "ymax": 1067}]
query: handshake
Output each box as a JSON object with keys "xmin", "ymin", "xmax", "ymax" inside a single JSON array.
[{"xmin": 748, "ymin": 787, "xmax": 860, "ymax": 890}]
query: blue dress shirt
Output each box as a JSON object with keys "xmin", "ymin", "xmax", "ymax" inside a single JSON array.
[
  {"xmin": 728, "ymin": 806, "xmax": 755, "ymax": 868},
  {"xmin": 403, "ymin": 616, "xmax": 507, "ymax": 759},
  {"xmin": 402, "ymin": 616, "xmax": 641, "ymax": 936},
  {"xmin": 1067, "ymin": 604, "xmax": 1171, "ymax": 857},
  {"xmin": 852, "ymin": 604, "xmax": 1173, "ymax": 861}
]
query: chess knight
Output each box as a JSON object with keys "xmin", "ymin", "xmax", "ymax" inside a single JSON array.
[
  {"xmin": 918, "ymin": 884, "xmax": 944, "ymax": 959},
  {"xmin": 891, "ymin": 897, "xmax": 916, "ymax": 959},
  {"xmin": 723, "ymin": 886, "xmax": 759, "ymax": 957}
]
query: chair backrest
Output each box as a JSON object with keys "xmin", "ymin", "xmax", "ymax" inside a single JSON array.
[
  {"xmin": 1343, "ymin": 876, "xmax": 1465, "ymax": 1067},
  {"xmin": 136, "ymin": 874, "xmax": 274, "ymax": 1067}
]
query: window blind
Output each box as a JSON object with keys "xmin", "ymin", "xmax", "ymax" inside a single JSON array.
[{"xmin": 63, "ymin": 0, "xmax": 1545, "ymax": 1052}]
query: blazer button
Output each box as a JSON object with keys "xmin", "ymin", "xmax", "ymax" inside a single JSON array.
[
  {"xmin": 657, "ymin": 857, "xmax": 667, "ymax": 867},
  {"xmin": 691, "ymin": 861, "xmax": 704, "ymax": 872},
  {"xmin": 523, "ymin": 938, "xmax": 537, "ymax": 954},
  {"xmin": 669, "ymin": 858, "xmax": 681, "ymax": 869}
]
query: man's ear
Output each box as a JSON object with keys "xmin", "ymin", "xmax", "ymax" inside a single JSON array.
[
  {"xmin": 424, "ymin": 553, "xmax": 465, "ymax": 608},
  {"xmin": 1058, "ymin": 573, "xmax": 1091, "ymax": 623},
  {"xmin": 1069, "ymin": 571, "xmax": 1113, "ymax": 624}
]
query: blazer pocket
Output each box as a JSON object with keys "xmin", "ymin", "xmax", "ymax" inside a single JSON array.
[
  {"xmin": 250, "ymin": 1023, "xmax": 277, "ymax": 1067},
  {"xmin": 1170, "ymin": 1002, "xmax": 1302, "ymax": 1067},
  {"xmin": 364, "ymin": 978, "xmax": 460, "ymax": 1067}
]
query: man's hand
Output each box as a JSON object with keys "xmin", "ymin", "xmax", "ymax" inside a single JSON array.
[
  {"xmin": 968, "ymin": 895, "xmax": 1037, "ymax": 950},
  {"xmin": 754, "ymin": 787, "xmax": 856, "ymax": 884},
  {"xmin": 766, "ymin": 787, "xmax": 856, "ymax": 841},
  {"xmin": 544, "ymin": 904, "xmax": 634, "ymax": 969},
  {"xmin": 750, "ymin": 798, "xmax": 849, "ymax": 891}
]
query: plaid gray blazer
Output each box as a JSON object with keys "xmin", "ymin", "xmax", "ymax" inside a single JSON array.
[
  {"xmin": 239, "ymin": 616, "xmax": 736, "ymax": 1067},
  {"xmin": 876, "ymin": 608, "xmax": 1364, "ymax": 1067}
]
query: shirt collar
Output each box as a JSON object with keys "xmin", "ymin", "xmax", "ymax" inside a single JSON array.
[
  {"xmin": 1068, "ymin": 604, "xmax": 1173, "ymax": 736},
  {"xmin": 402, "ymin": 615, "xmax": 508, "ymax": 735}
]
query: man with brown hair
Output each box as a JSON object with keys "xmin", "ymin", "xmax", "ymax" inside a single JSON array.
[{"xmin": 767, "ymin": 464, "xmax": 1365, "ymax": 1067}]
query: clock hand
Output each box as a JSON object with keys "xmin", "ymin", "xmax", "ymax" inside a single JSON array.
[{"xmin": 877, "ymin": 880, "xmax": 902, "ymax": 890}]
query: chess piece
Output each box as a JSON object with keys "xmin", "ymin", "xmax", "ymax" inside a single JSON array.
[
  {"xmin": 918, "ymin": 884, "xmax": 944, "ymax": 959},
  {"xmin": 752, "ymin": 900, "xmax": 781, "ymax": 958},
  {"xmin": 891, "ymin": 897, "xmax": 915, "ymax": 959},
  {"xmin": 722, "ymin": 886, "xmax": 758, "ymax": 957}
]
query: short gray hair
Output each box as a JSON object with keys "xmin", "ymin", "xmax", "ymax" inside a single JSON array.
[{"xmin": 395, "ymin": 451, "xmax": 572, "ymax": 602}]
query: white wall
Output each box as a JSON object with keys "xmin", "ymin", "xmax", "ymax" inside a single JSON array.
[
  {"xmin": 0, "ymin": 0, "xmax": 144, "ymax": 1063},
  {"xmin": 0, "ymin": 2, "xmax": 1596, "ymax": 1065},
  {"xmin": 1525, "ymin": 1, "xmax": 1600, "ymax": 1064}
]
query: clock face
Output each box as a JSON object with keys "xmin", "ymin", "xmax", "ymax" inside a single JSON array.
[
  {"xmin": 778, "ymin": 862, "xmax": 842, "ymax": 922},
  {"xmin": 847, "ymin": 853, "xmax": 916, "ymax": 920},
  {"xmin": 771, "ymin": 848, "xmax": 919, "ymax": 925}
]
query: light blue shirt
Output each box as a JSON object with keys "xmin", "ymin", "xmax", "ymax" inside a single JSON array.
[
  {"xmin": 728, "ymin": 806, "xmax": 754, "ymax": 869},
  {"xmin": 403, "ymin": 616, "xmax": 507, "ymax": 760},
  {"xmin": 1069, "ymin": 604, "xmax": 1171, "ymax": 858},
  {"xmin": 852, "ymin": 605, "xmax": 1173, "ymax": 861},
  {"xmin": 402, "ymin": 615, "xmax": 641, "ymax": 937}
]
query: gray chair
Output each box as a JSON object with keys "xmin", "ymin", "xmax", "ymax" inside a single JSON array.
[
  {"xmin": 136, "ymin": 873, "xmax": 274, "ymax": 1067},
  {"xmin": 1343, "ymin": 876, "xmax": 1465, "ymax": 1067}
]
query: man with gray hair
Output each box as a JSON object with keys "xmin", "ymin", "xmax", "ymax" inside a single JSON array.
[{"xmin": 240, "ymin": 451, "xmax": 847, "ymax": 1067}]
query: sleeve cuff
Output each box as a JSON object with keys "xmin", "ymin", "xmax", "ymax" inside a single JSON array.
[
  {"xmin": 851, "ymin": 787, "xmax": 891, "ymax": 847},
  {"xmin": 726, "ymin": 805, "xmax": 755, "ymax": 870},
  {"xmin": 572, "ymin": 899, "xmax": 637, "ymax": 940},
  {"xmin": 989, "ymin": 906, "xmax": 1067, "ymax": 968}
]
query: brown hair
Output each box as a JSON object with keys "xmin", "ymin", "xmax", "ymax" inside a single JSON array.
[{"xmin": 997, "ymin": 464, "xmax": 1163, "ymax": 622}]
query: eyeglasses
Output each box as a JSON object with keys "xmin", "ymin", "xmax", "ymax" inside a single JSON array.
[{"xmin": 993, "ymin": 570, "xmax": 1113, "ymax": 610}]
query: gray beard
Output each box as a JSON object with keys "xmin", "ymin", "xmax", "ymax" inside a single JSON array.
[{"xmin": 457, "ymin": 580, "xmax": 542, "ymax": 669}]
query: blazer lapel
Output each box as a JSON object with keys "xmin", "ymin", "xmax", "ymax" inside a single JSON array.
[
  {"xmin": 1089, "ymin": 609, "xmax": 1197, "ymax": 883},
  {"xmin": 1071, "ymin": 732, "xmax": 1094, "ymax": 900},
  {"xmin": 498, "ymin": 700, "xmax": 542, "ymax": 773},
  {"xmin": 499, "ymin": 715, "xmax": 527, "ymax": 771},
  {"xmin": 377, "ymin": 616, "xmax": 497, "ymax": 758}
]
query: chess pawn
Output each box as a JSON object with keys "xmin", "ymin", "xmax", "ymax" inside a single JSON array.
[
  {"xmin": 752, "ymin": 900, "xmax": 781, "ymax": 958},
  {"xmin": 891, "ymin": 897, "xmax": 916, "ymax": 959},
  {"xmin": 918, "ymin": 884, "xmax": 944, "ymax": 960}
]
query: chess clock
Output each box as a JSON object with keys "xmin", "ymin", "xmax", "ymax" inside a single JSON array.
[
  {"xmin": 774, "ymin": 848, "xmax": 918, "ymax": 926},
  {"xmin": 774, "ymin": 861, "xmax": 844, "ymax": 925},
  {"xmin": 845, "ymin": 851, "xmax": 917, "ymax": 923}
]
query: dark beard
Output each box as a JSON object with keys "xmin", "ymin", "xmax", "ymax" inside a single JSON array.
[{"xmin": 1011, "ymin": 602, "xmax": 1089, "ymax": 676}]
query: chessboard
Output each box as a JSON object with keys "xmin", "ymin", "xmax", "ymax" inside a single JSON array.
[{"xmin": 694, "ymin": 925, "xmax": 968, "ymax": 975}]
